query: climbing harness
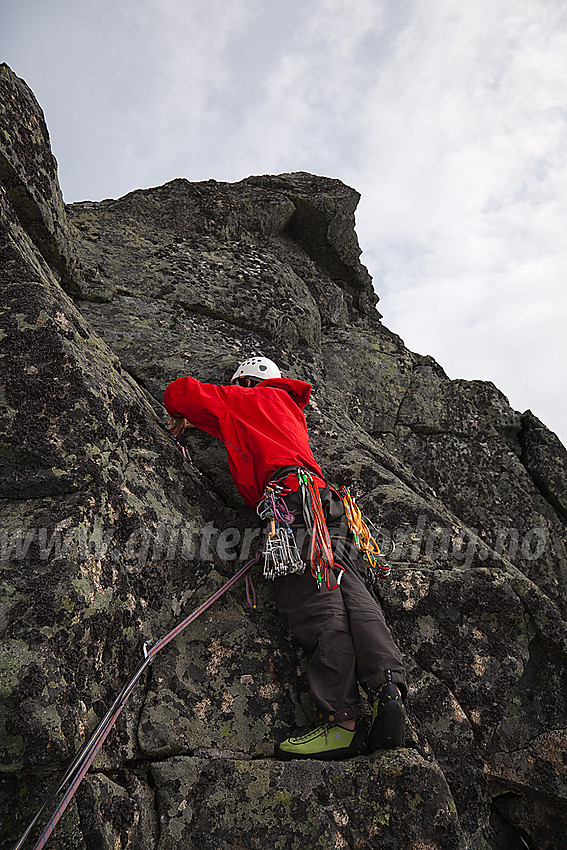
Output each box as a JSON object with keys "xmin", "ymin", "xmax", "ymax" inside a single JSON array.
[
  {"xmin": 12, "ymin": 557, "xmax": 258, "ymax": 850},
  {"xmin": 170, "ymin": 423, "xmax": 388, "ymax": 590},
  {"xmin": 338, "ymin": 486, "xmax": 391, "ymax": 580},
  {"xmin": 256, "ymin": 467, "xmax": 344, "ymax": 590},
  {"xmin": 256, "ymin": 481, "xmax": 304, "ymax": 580},
  {"xmin": 257, "ymin": 470, "xmax": 393, "ymax": 592}
]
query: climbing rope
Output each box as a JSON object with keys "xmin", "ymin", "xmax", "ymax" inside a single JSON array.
[
  {"xmin": 12, "ymin": 557, "xmax": 258, "ymax": 850},
  {"xmin": 338, "ymin": 486, "xmax": 391, "ymax": 579}
]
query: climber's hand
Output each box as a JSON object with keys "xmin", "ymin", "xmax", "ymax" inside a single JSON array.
[{"xmin": 168, "ymin": 417, "xmax": 195, "ymax": 438}]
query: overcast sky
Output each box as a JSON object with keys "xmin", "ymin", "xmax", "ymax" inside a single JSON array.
[{"xmin": 2, "ymin": 0, "xmax": 566, "ymax": 446}]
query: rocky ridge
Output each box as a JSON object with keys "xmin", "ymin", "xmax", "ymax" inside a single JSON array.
[{"xmin": 1, "ymin": 63, "xmax": 566, "ymax": 850}]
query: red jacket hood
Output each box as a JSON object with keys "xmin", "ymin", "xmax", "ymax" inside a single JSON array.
[{"xmin": 255, "ymin": 378, "xmax": 312, "ymax": 410}]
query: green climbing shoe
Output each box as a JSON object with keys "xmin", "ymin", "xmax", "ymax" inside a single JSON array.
[
  {"xmin": 368, "ymin": 683, "xmax": 405, "ymax": 751},
  {"xmin": 275, "ymin": 722, "xmax": 367, "ymax": 761}
]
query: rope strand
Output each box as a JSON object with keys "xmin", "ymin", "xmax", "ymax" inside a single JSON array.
[
  {"xmin": 297, "ymin": 469, "xmax": 342, "ymax": 590},
  {"xmin": 13, "ymin": 558, "xmax": 257, "ymax": 850}
]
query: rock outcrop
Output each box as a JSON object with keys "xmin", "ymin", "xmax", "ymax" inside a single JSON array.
[{"xmin": 1, "ymin": 63, "xmax": 566, "ymax": 850}]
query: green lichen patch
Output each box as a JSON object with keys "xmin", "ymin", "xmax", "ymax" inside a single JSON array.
[{"xmin": 151, "ymin": 751, "xmax": 462, "ymax": 850}]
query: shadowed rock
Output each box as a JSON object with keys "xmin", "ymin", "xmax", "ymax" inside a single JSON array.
[{"xmin": 0, "ymin": 63, "xmax": 82, "ymax": 295}]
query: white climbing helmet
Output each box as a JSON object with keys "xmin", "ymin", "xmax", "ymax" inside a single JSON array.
[{"xmin": 231, "ymin": 356, "xmax": 281, "ymax": 383}]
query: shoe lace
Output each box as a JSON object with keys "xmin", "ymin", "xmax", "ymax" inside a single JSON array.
[{"xmin": 291, "ymin": 724, "xmax": 330, "ymax": 744}]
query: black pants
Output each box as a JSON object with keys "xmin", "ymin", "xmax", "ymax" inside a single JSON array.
[{"xmin": 272, "ymin": 485, "xmax": 406, "ymax": 723}]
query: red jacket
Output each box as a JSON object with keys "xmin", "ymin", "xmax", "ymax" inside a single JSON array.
[{"xmin": 163, "ymin": 376, "xmax": 325, "ymax": 507}]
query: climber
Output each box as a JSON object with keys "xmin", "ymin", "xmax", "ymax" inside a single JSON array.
[{"xmin": 163, "ymin": 356, "xmax": 406, "ymax": 760}]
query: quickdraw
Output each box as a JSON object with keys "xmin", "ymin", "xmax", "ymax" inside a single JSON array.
[
  {"xmin": 338, "ymin": 486, "xmax": 391, "ymax": 579},
  {"xmin": 256, "ymin": 482, "xmax": 305, "ymax": 580},
  {"xmin": 169, "ymin": 431, "xmax": 200, "ymax": 472}
]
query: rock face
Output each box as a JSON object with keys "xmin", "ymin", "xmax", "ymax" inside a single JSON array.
[{"xmin": 1, "ymin": 64, "xmax": 566, "ymax": 850}]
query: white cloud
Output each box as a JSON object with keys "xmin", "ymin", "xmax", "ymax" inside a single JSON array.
[
  {"xmin": 216, "ymin": 0, "xmax": 391, "ymax": 176},
  {"xmin": 348, "ymin": 0, "xmax": 567, "ymax": 442},
  {"xmin": 2, "ymin": 0, "xmax": 258, "ymax": 198}
]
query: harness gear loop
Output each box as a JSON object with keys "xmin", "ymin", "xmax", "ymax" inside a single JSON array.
[{"xmin": 338, "ymin": 486, "xmax": 391, "ymax": 579}]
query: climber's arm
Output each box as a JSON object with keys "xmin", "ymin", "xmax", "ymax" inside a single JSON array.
[{"xmin": 163, "ymin": 376, "xmax": 228, "ymax": 440}]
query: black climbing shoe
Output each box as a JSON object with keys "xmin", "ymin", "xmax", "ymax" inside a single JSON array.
[
  {"xmin": 275, "ymin": 721, "xmax": 367, "ymax": 761},
  {"xmin": 367, "ymin": 683, "xmax": 405, "ymax": 751}
]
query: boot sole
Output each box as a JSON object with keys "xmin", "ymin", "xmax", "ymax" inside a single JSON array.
[
  {"xmin": 275, "ymin": 743, "xmax": 367, "ymax": 761},
  {"xmin": 368, "ymin": 701, "xmax": 405, "ymax": 751}
]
